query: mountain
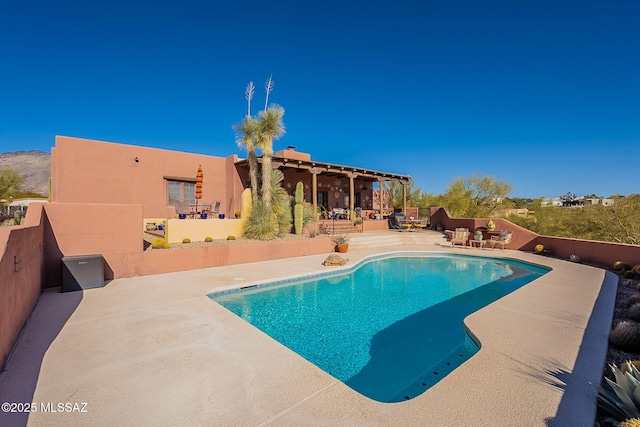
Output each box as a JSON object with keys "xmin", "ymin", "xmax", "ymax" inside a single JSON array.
[{"xmin": 0, "ymin": 150, "xmax": 50, "ymax": 196}]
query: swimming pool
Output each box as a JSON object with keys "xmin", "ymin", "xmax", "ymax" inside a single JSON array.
[{"xmin": 209, "ymin": 253, "xmax": 549, "ymax": 402}]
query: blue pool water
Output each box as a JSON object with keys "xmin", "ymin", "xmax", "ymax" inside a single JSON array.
[{"xmin": 209, "ymin": 254, "xmax": 549, "ymax": 402}]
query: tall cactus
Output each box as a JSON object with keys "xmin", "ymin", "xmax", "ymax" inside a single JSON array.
[
  {"xmin": 294, "ymin": 181, "xmax": 304, "ymax": 235},
  {"xmin": 13, "ymin": 211, "xmax": 21, "ymax": 225}
]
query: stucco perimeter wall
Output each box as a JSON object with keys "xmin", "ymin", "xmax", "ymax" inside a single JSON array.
[
  {"xmin": 51, "ymin": 136, "xmax": 240, "ymax": 218},
  {"xmin": 536, "ymin": 235, "xmax": 640, "ymax": 268},
  {"xmin": 430, "ymin": 207, "xmax": 538, "ymax": 250},
  {"xmin": 42, "ymin": 203, "xmax": 143, "ymax": 287},
  {"xmin": 0, "ymin": 206, "xmax": 44, "ymax": 370},
  {"xmin": 40, "ymin": 202, "xmax": 336, "ymax": 282},
  {"xmin": 430, "ymin": 207, "xmax": 640, "ymax": 267},
  {"xmin": 136, "ymin": 237, "xmax": 336, "ymax": 276}
]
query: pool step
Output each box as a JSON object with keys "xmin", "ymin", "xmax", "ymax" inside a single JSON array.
[{"xmin": 349, "ymin": 231, "xmax": 446, "ymax": 249}]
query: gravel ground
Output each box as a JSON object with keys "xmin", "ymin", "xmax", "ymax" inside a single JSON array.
[
  {"xmin": 143, "ymin": 231, "xmax": 313, "ymax": 250},
  {"xmin": 597, "ymin": 274, "xmax": 640, "ymax": 425}
]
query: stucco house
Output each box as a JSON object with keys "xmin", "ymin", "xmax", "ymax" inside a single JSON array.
[{"xmin": 51, "ymin": 136, "xmax": 410, "ymax": 219}]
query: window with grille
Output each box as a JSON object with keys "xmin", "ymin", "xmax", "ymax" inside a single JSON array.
[
  {"xmin": 183, "ymin": 182, "xmax": 195, "ymax": 205},
  {"xmin": 168, "ymin": 181, "xmax": 182, "ymax": 204},
  {"xmin": 167, "ymin": 180, "xmax": 195, "ymax": 205}
]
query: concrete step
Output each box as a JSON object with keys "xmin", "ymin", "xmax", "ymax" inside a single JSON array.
[{"xmin": 348, "ymin": 231, "xmax": 446, "ymax": 249}]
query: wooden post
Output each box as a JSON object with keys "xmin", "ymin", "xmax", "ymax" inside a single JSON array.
[
  {"xmin": 348, "ymin": 173, "xmax": 355, "ymax": 219},
  {"xmin": 378, "ymin": 179, "xmax": 384, "ymax": 217},
  {"xmin": 403, "ymin": 182, "xmax": 407, "ymax": 215},
  {"xmin": 311, "ymin": 168, "xmax": 320, "ymax": 234}
]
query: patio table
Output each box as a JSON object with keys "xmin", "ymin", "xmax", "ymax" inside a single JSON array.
[{"xmin": 470, "ymin": 239, "xmax": 485, "ymax": 249}]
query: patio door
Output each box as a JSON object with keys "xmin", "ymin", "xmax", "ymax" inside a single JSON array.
[{"xmin": 317, "ymin": 191, "xmax": 329, "ymax": 213}]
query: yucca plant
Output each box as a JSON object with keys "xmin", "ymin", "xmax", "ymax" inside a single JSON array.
[
  {"xmin": 597, "ymin": 362, "xmax": 640, "ymax": 422},
  {"xmin": 243, "ymin": 169, "xmax": 292, "ymax": 240},
  {"xmin": 243, "ymin": 201, "xmax": 278, "ymax": 240},
  {"xmin": 257, "ymin": 104, "xmax": 285, "ymax": 208}
]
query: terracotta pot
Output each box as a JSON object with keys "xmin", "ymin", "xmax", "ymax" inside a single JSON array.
[{"xmin": 336, "ymin": 244, "xmax": 349, "ymax": 253}]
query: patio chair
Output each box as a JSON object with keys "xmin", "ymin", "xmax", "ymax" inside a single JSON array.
[
  {"xmin": 450, "ymin": 228, "xmax": 469, "ymax": 248},
  {"xmin": 486, "ymin": 230, "xmax": 512, "ymax": 250},
  {"xmin": 388, "ymin": 213, "xmax": 404, "ymax": 231}
]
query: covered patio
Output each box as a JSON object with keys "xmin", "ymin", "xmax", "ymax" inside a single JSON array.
[{"xmin": 235, "ymin": 147, "xmax": 412, "ymax": 220}]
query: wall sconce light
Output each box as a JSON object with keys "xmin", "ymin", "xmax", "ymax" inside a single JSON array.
[{"xmin": 134, "ymin": 157, "xmax": 139, "ymax": 163}]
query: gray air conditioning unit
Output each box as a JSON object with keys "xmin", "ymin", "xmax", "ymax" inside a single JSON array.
[{"xmin": 61, "ymin": 254, "xmax": 105, "ymax": 292}]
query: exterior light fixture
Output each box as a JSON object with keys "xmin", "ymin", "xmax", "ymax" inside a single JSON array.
[{"xmin": 134, "ymin": 157, "xmax": 139, "ymax": 163}]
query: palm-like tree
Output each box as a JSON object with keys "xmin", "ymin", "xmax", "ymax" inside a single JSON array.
[
  {"xmin": 232, "ymin": 116, "xmax": 260, "ymax": 204},
  {"xmin": 257, "ymin": 104, "xmax": 285, "ymax": 208}
]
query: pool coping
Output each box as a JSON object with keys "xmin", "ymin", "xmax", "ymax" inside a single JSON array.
[{"xmin": 0, "ymin": 243, "xmax": 616, "ymax": 426}]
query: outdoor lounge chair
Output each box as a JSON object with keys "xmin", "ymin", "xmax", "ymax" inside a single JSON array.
[
  {"xmin": 388, "ymin": 213, "xmax": 405, "ymax": 231},
  {"xmin": 450, "ymin": 228, "xmax": 469, "ymax": 248},
  {"xmin": 486, "ymin": 230, "xmax": 512, "ymax": 250}
]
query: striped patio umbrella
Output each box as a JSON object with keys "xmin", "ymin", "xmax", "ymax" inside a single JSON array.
[{"xmin": 195, "ymin": 165, "xmax": 203, "ymax": 212}]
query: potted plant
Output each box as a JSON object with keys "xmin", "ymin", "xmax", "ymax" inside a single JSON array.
[
  {"xmin": 332, "ymin": 234, "xmax": 350, "ymax": 253},
  {"xmin": 486, "ymin": 219, "xmax": 496, "ymax": 231},
  {"xmin": 474, "ymin": 230, "xmax": 483, "ymax": 241}
]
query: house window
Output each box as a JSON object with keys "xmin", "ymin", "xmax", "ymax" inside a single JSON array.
[
  {"xmin": 168, "ymin": 182, "xmax": 182, "ymax": 204},
  {"xmin": 167, "ymin": 180, "xmax": 195, "ymax": 205},
  {"xmin": 183, "ymin": 183, "xmax": 195, "ymax": 205}
]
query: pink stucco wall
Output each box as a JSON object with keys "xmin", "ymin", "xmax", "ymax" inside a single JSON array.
[
  {"xmin": 430, "ymin": 207, "xmax": 640, "ymax": 267},
  {"xmin": 51, "ymin": 136, "xmax": 243, "ymax": 218},
  {"xmin": 535, "ymin": 236, "xmax": 640, "ymax": 268},
  {"xmin": 136, "ymin": 237, "xmax": 335, "ymax": 276},
  {"xmin": 42, "ymin": 203, "xmax": 143, "ymax": 288},
  {"xmin": 0, "ymin": 206, "xmax": 43, "ymax": 370},
  {"xmin": 363, "ymin": 219, "xmax": 391, "ymax": 231},
  {"xmin": 430, "ymin": 207, "xmax": 539, "ymax": 250},
  {"xmin": 40, "ymin": 202, "xmax": 336, "ymax": 285}
]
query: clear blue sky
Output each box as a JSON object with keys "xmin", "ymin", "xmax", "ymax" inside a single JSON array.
[{"xmin": 1, "ymin": 0, "xmax": 638, "ymax": 198}]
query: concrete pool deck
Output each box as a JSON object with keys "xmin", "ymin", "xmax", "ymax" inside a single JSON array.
[{"xmin": 0, "ymin": 240, "xmax": 617, "ymax": 426}]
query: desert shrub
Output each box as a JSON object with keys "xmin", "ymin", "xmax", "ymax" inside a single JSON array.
[
  {"xmin": 597, "ymin": 362, "xmax": 640, "ymax": 423},
  {"xmin": 163, "ymin": 243, "xmax": 171, "ymax": 249},
  {"xmin": 628, "ymin": 293, "xmax": 640, "ymax": 307},
  {"xmin": 243, "ymin": 170, "xmax": 292, "ymax": 240},
  {"xmin": 151, "ymin": 238, "xmax": 167, "ymax": 249},
  {"xmin": 615, "ymin": 261, "xmax": 632, "ymax": 271},
  {"xmin": 610, "ymin": 320, "xmax": 640, "ymax": 353},
  {"xmin": 182, "ymin": 238, "xmax": 191, "ymax": 243},
  {"xmin": 204, "ymin": 236, "xmax": 213, "ymax": 242},
  {"xmin": 625, "ymin": 270, "xmax": 638, "ymax": 279},
  {"xmin": 243, "ymin": 201, "xmax": 278, "ymax": 240},
  {"xmin": 227, "ymin": 235, "xmax": 235, "ymax": 240}
]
